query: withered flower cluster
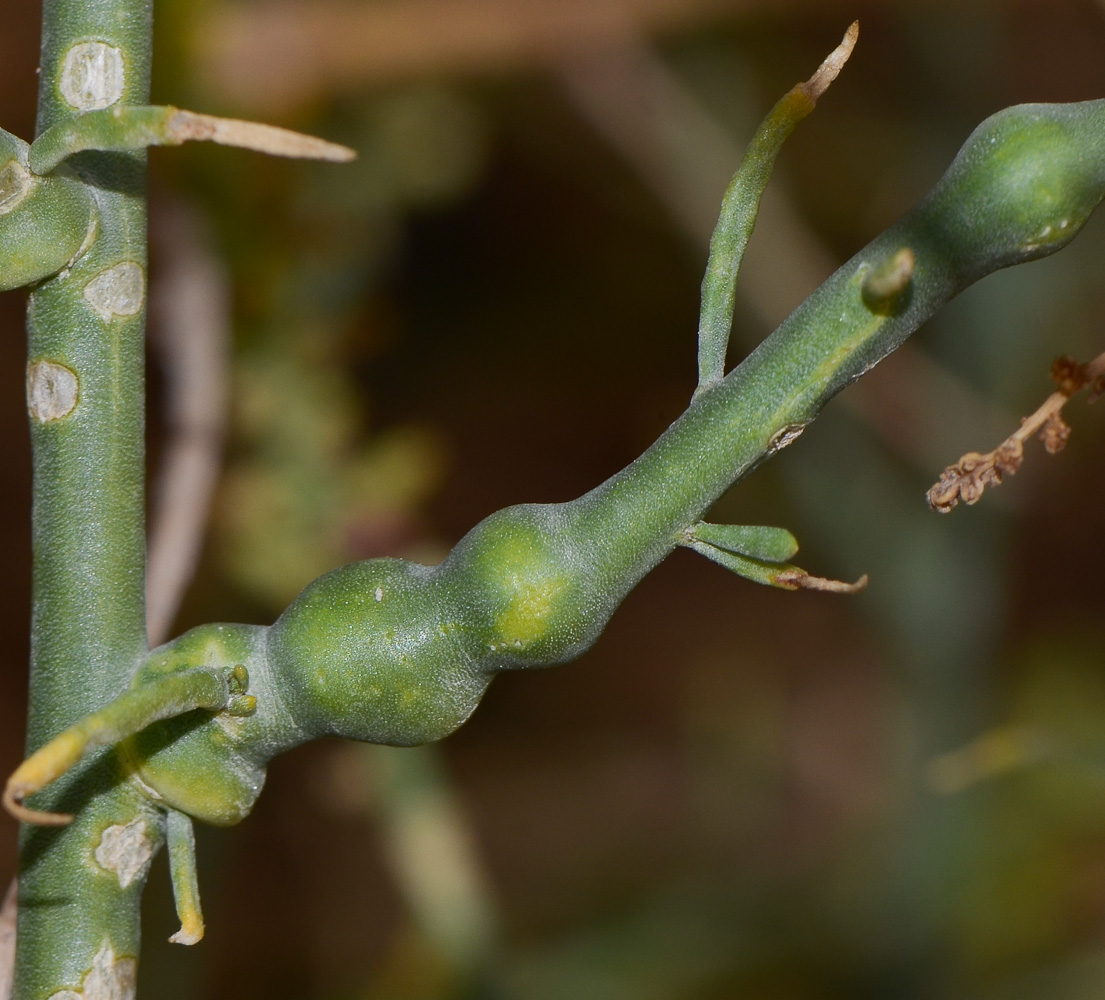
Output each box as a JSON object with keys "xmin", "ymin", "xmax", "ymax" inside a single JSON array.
[{"xmin": 926, "ymin": 354, "xmax": 1103, "ymax": 513}]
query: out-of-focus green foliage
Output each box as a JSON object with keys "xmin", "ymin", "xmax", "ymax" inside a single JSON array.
[{"xmin": 204, "ymin": 86, "xmax": 487, "ymax": 608}]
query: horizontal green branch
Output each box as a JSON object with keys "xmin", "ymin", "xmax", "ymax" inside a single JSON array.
[
  {"xmin": 28, "ymin": 105, "xmax": 355, "ymax": 175},
  {"xmin": 13, "ymin": 95, "xmax": 1105, "ymax": 822}
]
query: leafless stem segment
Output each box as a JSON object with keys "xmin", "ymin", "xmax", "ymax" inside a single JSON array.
[
  {"xmin": 926, "ymin": 350, "xmax": 1105, "ymax": 513},
  {"xmin": 147, "ymin": 204, "xmax": 231, "ymax": 647}
]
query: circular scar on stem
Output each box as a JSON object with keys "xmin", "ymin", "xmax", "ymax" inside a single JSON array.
[
  {"xmin": 84, "ymin": 261, "xmax": 145, "ymax": 321},
  {"xmin": 46, "ymin": 941, "xmax": 137, "ymax": 1000},
  {"xmin": 59, "ymin": 41, "xmax": 125, "ymax": 111},
  {"xmin": 0, "ymin": 160, "xmax": 33, "ymax": 216},
  {"xmin": 27, "ymin": 361, "xmax": 79, "ymax": 422}
]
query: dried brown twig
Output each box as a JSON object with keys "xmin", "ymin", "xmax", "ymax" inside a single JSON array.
[
  {"xmin": 146, "ymin": 203, "xmax": 230, "ymax": 646},
  {"xmin": 926, "ymin": 350, "xmax": 1105, "ymax": 513},
  {"xmin": 0, "ymin": 879, "xmax": 15, "ymax": 1000}
]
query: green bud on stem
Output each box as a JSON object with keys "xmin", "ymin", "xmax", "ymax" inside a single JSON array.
[{"xmin": 0, "ymin": 128, "xmax": 95, "ymax": 291}]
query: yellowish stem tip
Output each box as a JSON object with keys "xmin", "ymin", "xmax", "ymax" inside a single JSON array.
[
  {"xmin": 804, "ymin": 22, "xmax": 859, "ymax": 102},
  {"xmin": 2, "ymin": 783, "xmax": 73, "ymax": 826},
  {"xmin": 2, "ymin": 727, "xmax": 88, "ymax": 825},
  {"xmin": 169, "ymin": 915, "xmax": 205, "ymax": 946}
]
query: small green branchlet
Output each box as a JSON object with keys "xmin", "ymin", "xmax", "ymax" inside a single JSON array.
[{"xmin": 0, "ymin": 108, "xmax": 353, "ymax": 294}]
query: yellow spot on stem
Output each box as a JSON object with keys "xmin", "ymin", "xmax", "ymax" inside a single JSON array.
[{"xmin": 495, "ymin": 575, "xmax": 567, "ymax": 646}]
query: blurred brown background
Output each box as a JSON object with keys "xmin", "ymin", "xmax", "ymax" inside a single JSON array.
[{"xmin": 4, "ymin": 1, "xmax": 1105, "ymax": 998}]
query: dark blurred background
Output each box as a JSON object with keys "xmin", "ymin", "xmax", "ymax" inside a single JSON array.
[{"xmin": 4, "ymin": 1, "xmax": 1105, "ymax": 998}]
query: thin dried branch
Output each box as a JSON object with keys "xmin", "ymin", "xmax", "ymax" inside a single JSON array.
[
  {"xmin": 927, "ymin": 726, "xmax": 1052, "ymax": 794},
  {"xmin": 926, "ymin": 350, "xmax": 1105, "ymax": 513},
  {"xmin": 0, "ymin": 879, "xmax": 14, "ymax": 1000},
  {"xmin": 146, "ymin": 204, "xmax": 231, "ymax": 647},
  {"xmin": 196, "ymin": 0, "xmax": 817, "ymax": 113},
  {"xmin": 358, "ymin": 746, "xmax": 500, "ymax": 971}
]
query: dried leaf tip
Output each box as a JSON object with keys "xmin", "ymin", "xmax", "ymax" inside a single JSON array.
[
  {"xmin": 927, "ymin": 349, "xmax": 1105, "ymax": 513},
  {"xmin": 804, "ymin": 21, "xmax": 859, "ymax": 102},
  {"xmin": 774, "ymin": 569, "xmax": 868, "ymax": 594},
  {"xmin": 167, "ymin": 110, "xmax": 356, "ymax": 162}
]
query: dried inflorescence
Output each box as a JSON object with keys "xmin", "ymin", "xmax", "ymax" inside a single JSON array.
[
  {"xmin": 926, "ymin": 441, "xmax": 1023, "ymax": 511},
  {"xmin": 926, "ymin": 351, "xmax": 1104, "ymax": 512},
  {"xmin": 1050, "ymin": 354, "xmax": 1093, "ymax": 395}
]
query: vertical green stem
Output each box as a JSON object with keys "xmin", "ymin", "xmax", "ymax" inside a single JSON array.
[{"xmin": 16, "ymin": 1, "xmax": 154, "ymax": 997}]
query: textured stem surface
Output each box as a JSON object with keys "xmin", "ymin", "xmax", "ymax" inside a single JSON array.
[{"xmin": 16, "ymin": 1, "xmax": 154, "ymax": 997}]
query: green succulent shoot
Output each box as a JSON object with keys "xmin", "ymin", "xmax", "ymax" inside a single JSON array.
[{"xmin": 8, "ymin": 22, "xmax": 1105, "ymax": 950}]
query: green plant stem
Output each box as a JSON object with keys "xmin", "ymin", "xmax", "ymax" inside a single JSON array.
[
  {"xmin": 574, "ymin": 101, "xmax": 1105, "ymax": 595},
  {"xmin": 15, "ymin": 1, "xmax": 153, "ymax": 997},
  {"xmin": 28, "ymin": 105, "xmax": 356, "ymax": 175}
]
